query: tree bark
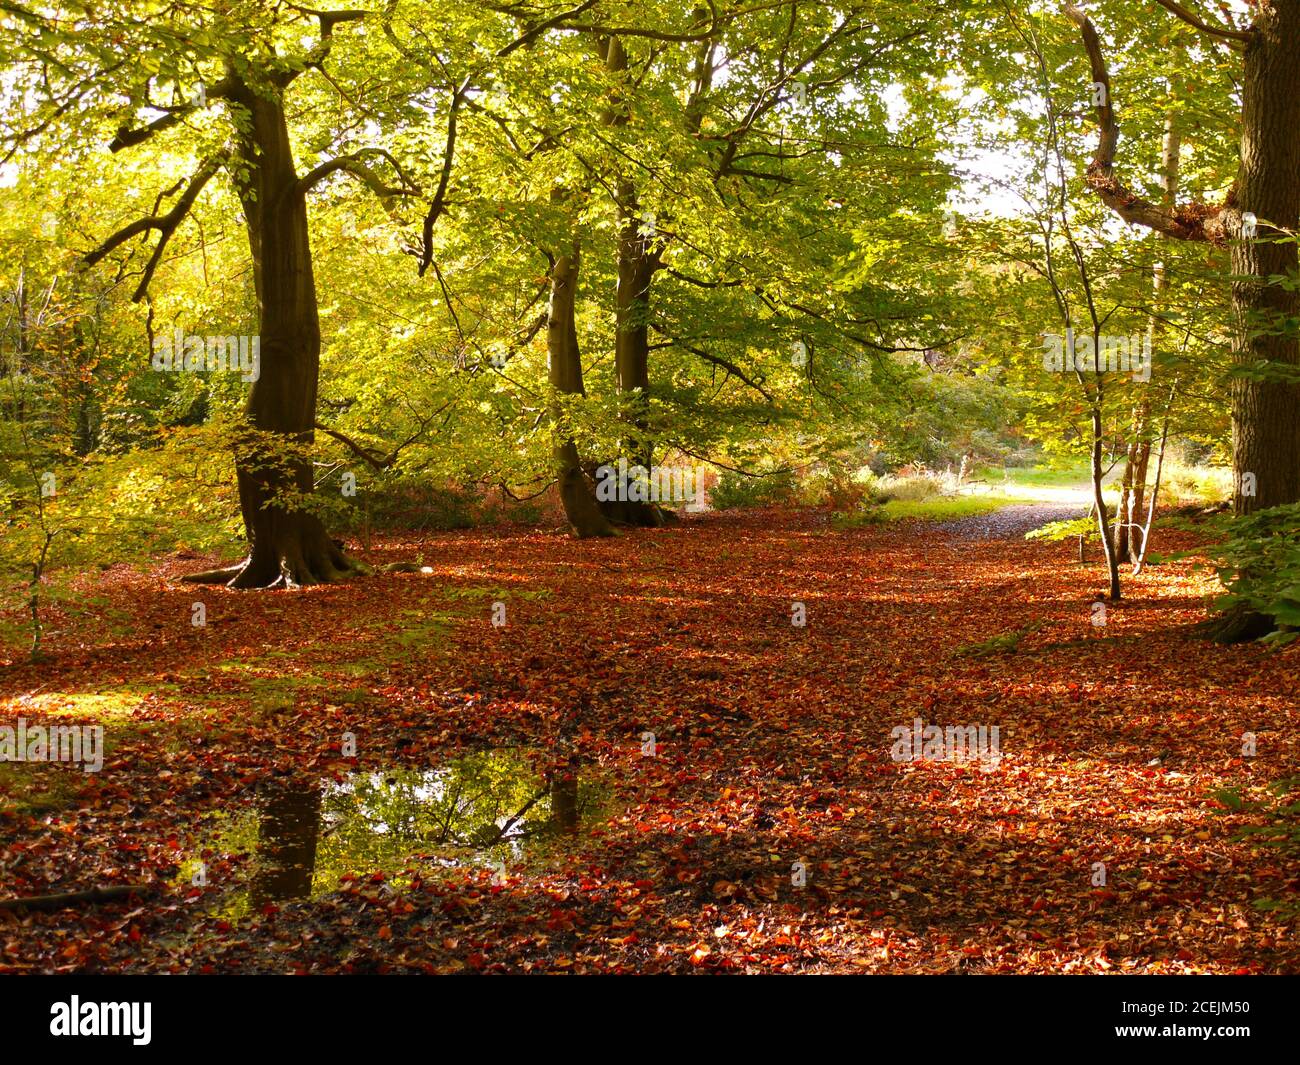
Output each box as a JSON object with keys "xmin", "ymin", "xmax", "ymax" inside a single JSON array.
[
  {"xmin": 1229, "ymin": 3, "xmax": 1300, "ymax": 515},
  {"xmin": 548, "ymin": 243, "xmax": 614, "ymax": 538},
  {"xmin": 597, "ymin": 37, "xmax": 667, "ymax": 527},
  {"xmin": 1116, "ymin": 450, "xmax": 1134, "ymax": 561},
  {"xmin": 222, "ymin": 76, "xmax": 357, "ymax": 587},
  {"xmin": 602, "ymin": 182, "xmax": 669, "ymax": 526}
]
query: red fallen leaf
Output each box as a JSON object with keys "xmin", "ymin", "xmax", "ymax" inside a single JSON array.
[
  {"xmin": 4, "ymin": 504, "xmax": 1294, "ymax": 978},
  {"xmin": 377, "ymin": 925, "xmax": 392, "ymax": 940}
]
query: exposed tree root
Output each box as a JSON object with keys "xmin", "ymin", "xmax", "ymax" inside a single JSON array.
[
  {"xmin": 183, "ymin": 532, "xmax": 372, "ymax": 590},
  {"xmin": 1198, "ymin": 606, "xmax": 1277, "ymax": 645}
]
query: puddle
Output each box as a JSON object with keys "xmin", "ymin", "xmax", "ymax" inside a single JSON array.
[{"xmin": 182, "ymin": 748, "xmax": 605, "ymax": 915}]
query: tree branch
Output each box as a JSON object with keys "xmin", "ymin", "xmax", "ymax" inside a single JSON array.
[
  {"xmin": 109, "ymin": 78, "xmax": 233, "ymax": 153},
  {"xmin": 419, "ymin": 79, "xmax": 468, "ymax": 276},
  {"xmin": 544, "ymin": 0, "xmax": 717, "ymax": 42},
  {"xmin": 650, "ymin": 324, "xmax": 773, "ymax": 401},
  {"xmin": 82, "ymin": 152, "xmax": 228, "ymax": 301},
  {"xmin": 1150, "ymin": 0, "xmax": 1253, "ymax": 43},
  {"xmin": 294, "ymin": 148, "xmax": 420, "ymax": 202},
  {"xmin": 314, "ymin": 423, "xmax": 390, "ymax": 471},
  {"xmin": 1065, "ymin": 4, "xmax": 1229, "ymax": 245}
]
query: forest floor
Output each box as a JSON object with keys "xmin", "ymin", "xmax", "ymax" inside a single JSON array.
[{"xmin": 1, "ymin": 503, "xmax": 1297, "ymax": 973}]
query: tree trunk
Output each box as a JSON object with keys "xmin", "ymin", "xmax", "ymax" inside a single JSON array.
[
  {"xmin": 1134, "ymin": 381, "xmax": 1176, "ymax": 575},
  {"xmin": 1205, "ymin": 7, "xmax": 1300, "ymax": 641},
  {"xmin": 1086, "ymin": 361, "xmax": 1121, "ymax": 600},
  {"xmin": 597, "ymin": 37, "xmax": 667, "ymax": 527},
  {"xmin": 1231, "ymin": 3, "xmax": 1300, "ymax": 515},
  {"xmin": 602, "ymin": 184, "xmax": 668, "ymax": 526},
  {"xmin": 1115, "ymin": 451, "xmax": 1133, "ymax": 561},
  {"xmin": 1125, "ymin": 104, "xmax": 1178, "ymax": 563},
  {"xmin": 1126, "ymin": 438, "xmax": 1151, "ymax": 562},
  {"xmin": 221, "ymin": 78, "xmax": 356, "ymax": 587},
  {"xmin": 548, "ymin": 243, "xmax": 614, "ymax": 538}
]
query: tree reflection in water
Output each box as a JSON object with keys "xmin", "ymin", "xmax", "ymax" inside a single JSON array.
[{"xmin": 233, "ymin": 749, "xmax": 602, "ymax": 905}]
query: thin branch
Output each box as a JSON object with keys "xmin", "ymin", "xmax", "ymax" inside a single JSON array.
[
  {"xmin": 82, "ymin": 152, "xmax": 228, "ymax": 302},
  {"xmin": 294, "ymin": 147, "xmax": 420, "ymax": 201},
  {"xmin": 557, "ymin": 0, "xmax": 717, "ymax": 42},
  {"xmin": 649, "ymin": 323, "xmax": 773, "ymax": 401},
  {"xmin": 1150, "ymin": 0, "xmax": 1253, "ymax": 43}
]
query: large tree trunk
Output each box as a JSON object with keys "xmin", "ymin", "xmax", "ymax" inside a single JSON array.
[
  {"xmin": 1231, "ymin": 4, "xmax": 1300, "ymax": 516},
  {"xmin": 1208, "ymin": 6, "xmax": 1300, "ymax": 641},
  {"xmin": 208, "ymin": 78, "xmax": 355, "ymax": 588},
  {"xmin": 548, "ymin": 243, "xmax": 614, "ymax": 538},
  {"xmin": 596, "ymin": 37, "xmax": 667, "ymax": 527},
  {"xmin": 602, "ymin": 185, "xmax": 669, "ymax": 526}
]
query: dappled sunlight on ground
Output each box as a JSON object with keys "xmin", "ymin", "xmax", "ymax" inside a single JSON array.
[{"xmin": 0, "ymin": 506, "xmax": 1295, "ymax": 973}]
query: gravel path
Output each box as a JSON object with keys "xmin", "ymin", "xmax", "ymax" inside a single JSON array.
[{"xmin": 940, "ymin": 501, "xmax": 1087, "ymax": 541}]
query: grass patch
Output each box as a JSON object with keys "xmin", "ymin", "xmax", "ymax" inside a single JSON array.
[
  {"xmin": 835, "ymin": 493, "xmax": 1031, "ymax": 527},
  {"xmin": 0, "ymin": 689, "xmax": 160, "ymax": 814},
  {"xmin": 953, "ymin": 621, "xmax": 1043, "ymax": 658},
  {"xmin": 975, "ymin": 463, "xmax": 1094, "ymax": 490}
]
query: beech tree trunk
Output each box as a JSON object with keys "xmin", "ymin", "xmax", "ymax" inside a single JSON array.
[
  {"xmin": 1203, "ymin": 6, "xmax": 1300, "ymax": 641},
  {"xmin": 548, "ymin": 244, "xmax": 614, "ymax": 538},
  {"xmin": 223, "ymin": 77, "xmax": 355, "ymax": 587},
  {"xmin": 1230, "ymin": 3, "xmax": 1300, "ymax": 515},
  {"xmin": 602, "ymin": 187, "xmax": 669, "ymax": 526},
  {"xmin": 597, "ymin": 37, "xmax": 667, "ymax": 527}
]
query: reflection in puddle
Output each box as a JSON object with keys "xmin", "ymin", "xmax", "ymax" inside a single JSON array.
[{"xmin": 192, "ymin": 749, "xmax": 601, "ymax": 912}]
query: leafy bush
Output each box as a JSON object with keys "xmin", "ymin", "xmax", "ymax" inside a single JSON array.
[
  {"xmin": 793, "ymin": 466, "xmax": 872, "ymax": 509},
  {"xmin": 1026, "ymin": 515, "xmax": 1101, "ymax": 543},
  {"xmin": 835, "ymin": 494, "xmax": 1013, "ymax": 527},
  {"xmin": 1162, "ymin": 461, "xmax": 1233, "ymax": 507},
  {"xmin": 866, "ymin": 471, "xmax": 948, "ymax": 503},
  {"xmin": 1200, "ymin": 503, "xmax": 1300, "ymax": 645},
  {"xmin": 709, "ymin": 469, "xmax": 797, "ymax": 510},
  {"xmin": 347, "ymin": 476, "xmax": 483, "ymax": 532},
  {"xmin": 0, "ymin": 425, "xmax": 243, "ymax": 659}
]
